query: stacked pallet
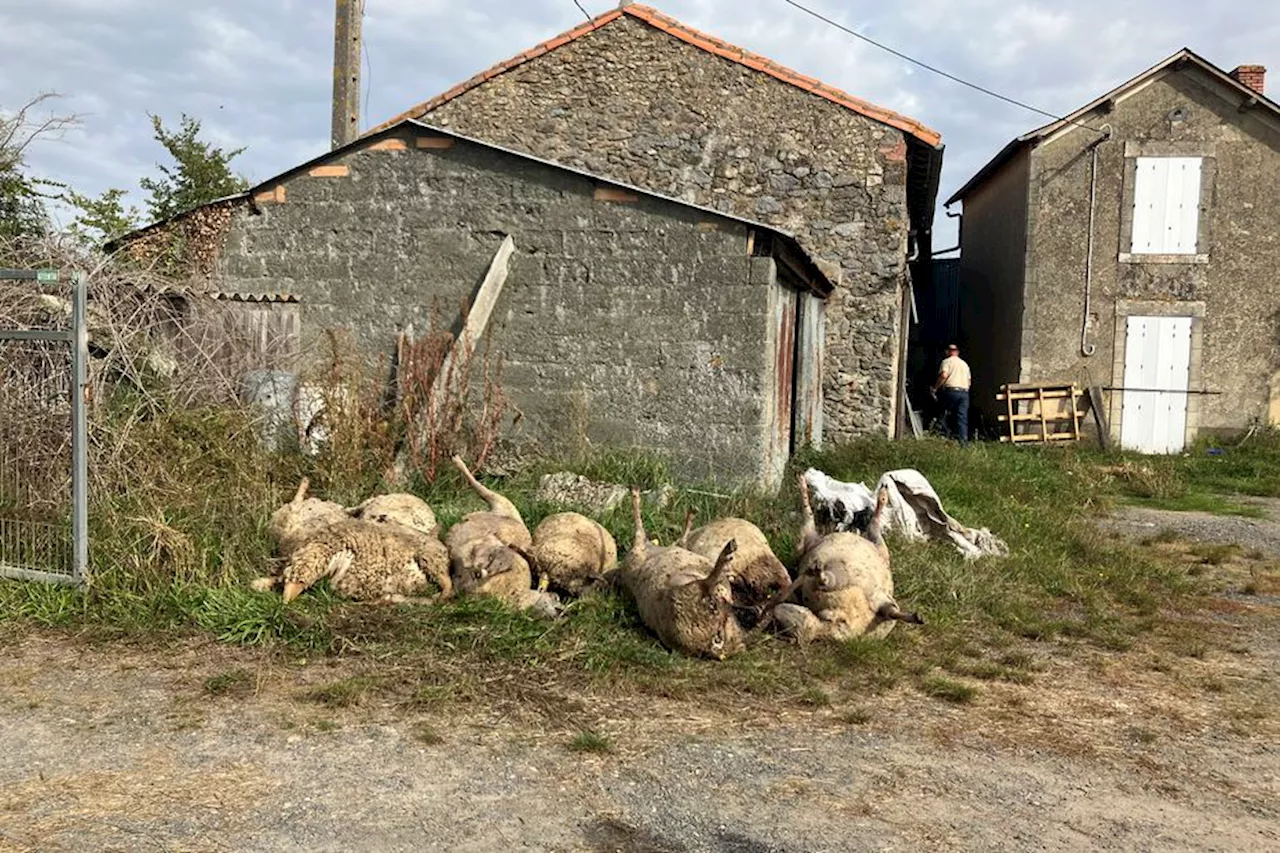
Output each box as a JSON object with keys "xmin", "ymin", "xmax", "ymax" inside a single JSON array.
[{"xmin": 997, "ymin": 383, "xmax": 1084, "ymax": 444}]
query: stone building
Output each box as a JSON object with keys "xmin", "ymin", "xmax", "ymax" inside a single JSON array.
[
  {"xmin": 369, "ymin": 2, "xmax": 944, "ymax": 442},
  {"xmin": 113, "ymin": 122, "xmax": 834, "ymax": 486},
  {"xmin": 946, "ymin": 50, "xmax": 1279, "ymax": 451}
]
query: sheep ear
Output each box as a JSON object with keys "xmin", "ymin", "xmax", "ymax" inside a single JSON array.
[
  {"xmin": 507, "ymin": 543, "xmax": 538, "ymax": 573},
  {"xmin": 291, "ymin": 478, "xmax": 311, "ymax": 505}
]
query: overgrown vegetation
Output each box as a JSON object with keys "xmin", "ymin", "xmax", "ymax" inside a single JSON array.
[{"xmin": 3, "ymin": 245, "xmax": 1280, "ymax": 716}]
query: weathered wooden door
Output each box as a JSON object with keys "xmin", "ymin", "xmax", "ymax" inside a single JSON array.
[
  {"xmin": 792, "ymin": 292, "xmax": 824, "ymax": 451},
  {"xmin": 768, "ymin": 285, "xmax": 798, "ymax": 473},
  {"xmin": 1120, "ymin": 316, "xmax": 1192, "ymax": 454}
]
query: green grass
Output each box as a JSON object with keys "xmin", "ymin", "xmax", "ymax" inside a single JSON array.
[
  {"xmin": 567, "ymin": 730, "xmax": 613, "ymax": 754},
  {"xmin": 920, "ymin": 674, "xmax": 978, "ymax": 704},
  {"xmin": 203, "ymin": 668, "xmax": 253, "ymax": 697},
  {"xmin": 6, "ymin": 416, "xmax": 1277, "ymax": 716}
]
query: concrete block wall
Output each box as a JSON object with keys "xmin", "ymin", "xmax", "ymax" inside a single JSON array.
[{"xmin": 214, "ymin": 131, "xmax": 777, "ymax": 482}]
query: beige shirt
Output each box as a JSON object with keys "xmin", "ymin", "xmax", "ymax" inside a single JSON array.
[{"xmin": 938, "ymin": 355, "xmax": 971, "ymax": 390}]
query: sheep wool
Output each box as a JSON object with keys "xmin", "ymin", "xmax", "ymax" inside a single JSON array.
[
  {"xmin": 679, "ymin": 516, "xmax": 790, "ymax": 629},
  {"xmin": 617, "ymin": 488, "xmax": 745, "ymax": 660},
  {"xmin": 282, "ymin": 518, "xmax": 451, "ymax": 604},
  {"xmin": 530, "ymin": 512, "xmax": 618, "ymax": 595}
]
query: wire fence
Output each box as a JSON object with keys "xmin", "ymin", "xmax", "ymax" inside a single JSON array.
[{"xmin": 0, "ymin": 269, "xmax": 88, "ymax": 585}]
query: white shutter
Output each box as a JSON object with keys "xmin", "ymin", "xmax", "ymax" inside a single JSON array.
[
  {"xmin": 1131, "ymin": 157, "xmax": 1202, "ymax": 255},
  {"xmin": 1120, "ymin": 316, "xmax": 1192, "ymax": 454}
]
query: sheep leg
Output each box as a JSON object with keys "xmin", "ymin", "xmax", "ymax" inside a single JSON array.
[
  {"xmin": 796, "ymin": 474, "xmax": 821, "ymax": 556},
  {"xmin": 876, "ymin": 601, "xmax": 925, "ymax": 625},
  {"xmin": 451, "ymin": 454, "xmax": 523, "ymax": 521},
  {"xmin": 700, "ymin": 539, "xmax": 738, "ymax": 601},
  {"xmin": 629, "ymin": 487, "xmax": 649, "ymax": 555},
  {"xmin": 750, "ymin": 574, "xmax": 801, "ymax": 632},
  {"xmin": 676, "ymin": 510, "xmax": 696, "ymax": 549}
]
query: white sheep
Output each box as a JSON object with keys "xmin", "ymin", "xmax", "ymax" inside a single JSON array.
[
  {"xmin": 528, "ymin": 512, "xmax": 618, "ymax": 596},
  {"xmin": 677, "ymin": 513, "xmax": 791, "ymax": 629},
  {"xmin": 617, "ymin": 487, "xmax": 744, "ymax": 660},
  {"xmin": 279, "ymin": 517, "xmax": 452, "ymax": 604},
  {"xmin": 446, "ymin": 455, "xmax": 560, "ymax": 618},
  {"xmin": 772, "ymin": 476, "xmax": 922, "ymax": 643}
]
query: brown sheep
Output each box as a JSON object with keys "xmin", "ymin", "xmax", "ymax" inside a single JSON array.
[
  {"xmin": 678, "ymin": 514, "xmax": 790, "ymax": 629},
  {"xmin": 528, "ymin": 512, "xmax": 618, "ymax": 596},
  {"xmin": 279, "ymin": 518, "xmax": 452, "ymax": 604},
  {"xmin": 446, "ymin": 455, "xmax": 559, "ymax": 618},
  {"xmin": 348, "ymin": 492, "xmax": 438, "ymax": 537},
  {"xmin": 775, "ymin": 476, "xmax": 922, "ymax": 643},
  {"xmin": 617, "ymin": 487, "xmax": 744, "ymax": 660}
]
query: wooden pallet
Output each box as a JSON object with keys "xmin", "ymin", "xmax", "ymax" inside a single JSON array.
[{"xmin": 996, "ymin": 383, "xmax": 1084, "ymax": 444}]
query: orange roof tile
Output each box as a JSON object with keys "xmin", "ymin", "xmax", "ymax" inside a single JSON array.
[{"xmin": 365, "ymin": 4, "xmax": 941, "ymax": 148}]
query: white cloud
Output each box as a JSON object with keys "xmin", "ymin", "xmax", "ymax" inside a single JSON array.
[{"xmin": 1, "ymin": 0, "xmax": 1275, "ymax": 241}]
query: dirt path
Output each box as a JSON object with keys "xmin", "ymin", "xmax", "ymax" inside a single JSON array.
[{"xmin": 2, "ymin": 505, "xmax": 1279, "ymax": 852}]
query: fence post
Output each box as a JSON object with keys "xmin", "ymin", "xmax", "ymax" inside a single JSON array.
[{"xmin": 70, "ymin": 271, "xmax": 88, "ymax": 584}]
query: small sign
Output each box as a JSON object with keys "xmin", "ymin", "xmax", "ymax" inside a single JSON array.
[{"xmin": 36, "ymin": 270, "xmax": 59, "ymax": 283}]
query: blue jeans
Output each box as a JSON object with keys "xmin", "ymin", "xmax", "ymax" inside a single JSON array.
[{"xmin": 939, "ymin": 388, "xmax": 969, "ymax": 444}]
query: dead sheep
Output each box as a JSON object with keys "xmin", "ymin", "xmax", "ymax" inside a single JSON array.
[
  {"xmin": 677, "ymin": 513, "xmax": 790, "ymax": 629},
  {"xmin": 266, "ymin": 478, "xmax": 348, "ymax": 557},
  {"xmin": 774, "ymin": 476, "xmax": 922, "ymax": 643},
  {"xmin": 348, "ymin": 492, "xmax": 438, "ymax": 537},
  {"xmin": 528, "ymin": 512, "xmax": 618, "ymax": 596},
  {"xmin": 446, "ymin": 455, "xmax": 560, "ymax": 618},
  {"xmin": 252, "ymin": 479, "xmax": 350, "ymax": 593},
  {"xmin": 617, "ymin": 487, "xmax": 745, "ymax": 660},
  {"xmin": 279, "ymin": 518, "xmax": 452, "ymax": 604}
]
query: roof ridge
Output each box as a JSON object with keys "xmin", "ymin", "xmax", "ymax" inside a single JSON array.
[{"xmin": 365, "ymin": 3, "xmax": 941, "ymax": 148}]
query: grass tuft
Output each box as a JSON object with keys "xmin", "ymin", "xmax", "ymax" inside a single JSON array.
[
  {"xmin": 567, "ymin": 730, "xmax": 613, "ymax": 754},
  {"xmin": 203, "ymin": 668, "xmax": 253, "ymax": 697},
  {"xmin": 921, "ymin": 674, "xmax": 978, "ymax": 704}
]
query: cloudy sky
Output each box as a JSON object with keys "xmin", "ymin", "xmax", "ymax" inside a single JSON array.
[{"xmin": 3, "ymin": 0, "xmax": 1276, "ymax": 244}]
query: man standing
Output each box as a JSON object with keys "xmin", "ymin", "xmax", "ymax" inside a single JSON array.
[{"xmin": 931, "ymin": 344, "xmax": 971, "ymax": 444}]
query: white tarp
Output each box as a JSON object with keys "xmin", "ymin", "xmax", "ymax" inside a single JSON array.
[{"xmin": 802, "ymin": 467, "xmax": 1009, "ymax": 560}]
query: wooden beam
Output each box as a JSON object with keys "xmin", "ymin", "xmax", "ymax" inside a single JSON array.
[
  {"xmin": 1088, "ymin": 385, "xmax": 1112, "ymax": 450},
  {"xmin": 432, "ymin": 235, "xmax": 516, "ymax": 411}
]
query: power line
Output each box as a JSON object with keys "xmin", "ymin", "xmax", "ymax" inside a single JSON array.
[
  {"xmin": 573, "ymin": 1, "xmax": 592, "ymax": 23},
  {"xmin": 781, "ymin": 0, "xmax": 1106, "ymax": 134}
]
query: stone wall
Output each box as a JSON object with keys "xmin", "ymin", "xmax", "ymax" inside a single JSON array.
[
  {"xmin": 1021, "ymin": 68, "xmax": 1280, "ymax": 437},
  {"xmin": 421, "ymin": 15, "xmax": 912, "ymax": 440},
  {"xmin": 211, "ymin": 131, "xmax": 786, "ymax": 482}
]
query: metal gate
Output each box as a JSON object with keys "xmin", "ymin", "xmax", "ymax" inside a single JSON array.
[{"xmin": 0, "ymin": 269, "xmax": 88, "ymax": 585}]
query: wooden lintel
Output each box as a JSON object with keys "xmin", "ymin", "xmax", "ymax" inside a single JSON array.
[
  {"xmin": 593, "ymin": 186, "xmax": 639, "ymax": 203},
  {"xmin": 367, "ymin": 138, "xmax": 408, "ymax": 152},
  {"xmin": 309, "ymin": 164, "xmax": 350, "ymax": 178},
  {"xmin": 254, "ymin": 185, "xmax": 286, "ymax": 204},
  {"xmin": 416, "ymin": 136, "xmax": 455, "ymax": 149}
]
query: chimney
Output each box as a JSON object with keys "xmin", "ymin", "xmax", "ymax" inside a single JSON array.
[
  {"xmin": 332, "ymin": 0, "xmax": 363, "ymax": 150},
  {"xmin": 1229, "ymin": 65, "xmax": 1266, "ymax": 95}
]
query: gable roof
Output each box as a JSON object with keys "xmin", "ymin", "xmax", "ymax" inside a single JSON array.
[
  {"xmin": 105, "ymin": 119, "xmax": 836, "ymax": 295},
  {"xmin": 366, "ymin": 3, "xmax": 941, "ymax": 149},
  {"xmin": 946, "ymin": 48, "xmax": 1280, "ymax": 205}
]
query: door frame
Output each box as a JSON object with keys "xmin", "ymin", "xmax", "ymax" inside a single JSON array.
[{"xmin": 1109, "ymin": 299, "xmax": 1205, "ymax": 451}]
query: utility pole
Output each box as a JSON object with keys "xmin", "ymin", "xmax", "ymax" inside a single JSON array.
[{"xmin": 332, "ymin": 0, "xmax": 362, "ymax": 150}]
